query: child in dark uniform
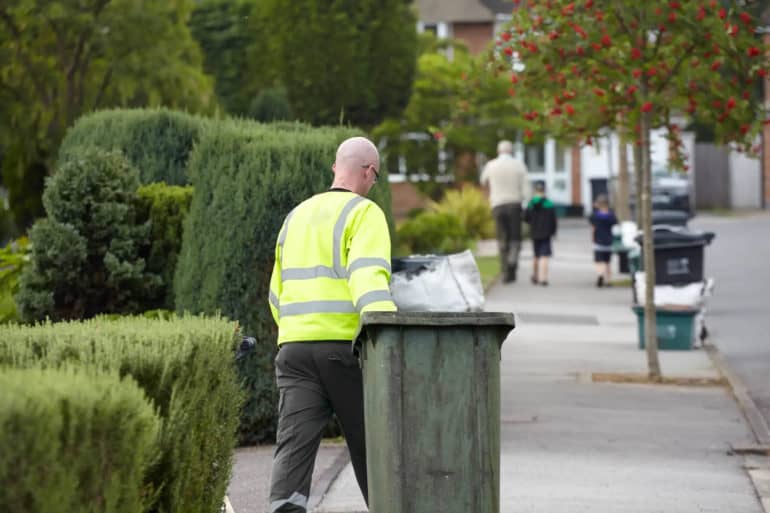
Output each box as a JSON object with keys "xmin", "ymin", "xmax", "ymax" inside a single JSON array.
[
  {"xmin": 589, "ymin": 194, "xmax": 618, "ymax": 287},
  {"xmin": 524, "ymin": 182, "xmax": 557, "ymax": 286}
]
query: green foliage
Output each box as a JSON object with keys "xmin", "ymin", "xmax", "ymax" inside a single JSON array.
[
  {"xmin": 0, "ymin": 367, "xmax": 160, "ymax": 513},
  {"xmin": 175, "ymin": 120, "xmax": 393, "ymax": 441},
  {"xmin": 0, "ymin": 236, "xmax": 30, "ymax": 323},
  {"xmin": 0, "ymin": 314, "xmax": 243, "ymax": 513},
  {"xmin": 375, "ymin": 33, "xmax": 522, "ymax": 187},
  {"xmin": 0, "ymin": 0, "xmax": 216, "ymax": 230},
  {"xmin": 395, "ymin": 211, "xmax": 473, "ymax": 256},
  {"xmin": 258, "ymin": 0, "xmax": 418, "ymax": 127},
  {"xmin": 499, "ymin": 0, "xmax": 770, "ymax": 156},
  {"xmin": 249, "ymin": 86, "xmax": 294, "ymax": 122},
  {"xmin": 190, "ymin": 0, "xmax": 273, "ymax": 116},
  {"xmin": 59, "ymin": 109, "xmax": 210, "ymax": 185},
  {"xmin": 428, "ymin": 185, "xmax": 496, "ymax": 240},
  {"xmin": 16, "ymin": 148, "xmax": 159, "ymax": 322},
  {"xmin": 136, "ymin": 183, "xmax": 194, "ymax": 311}
]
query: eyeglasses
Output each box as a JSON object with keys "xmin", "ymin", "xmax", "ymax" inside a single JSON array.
[{"xmin": 361, "ymin": 164, "xmax": 380, "ymax": 183}]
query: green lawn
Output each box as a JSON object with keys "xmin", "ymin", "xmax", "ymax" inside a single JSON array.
[{"xmin": 475, "ymin": 255, "xmax": 500, "ymax": 290}]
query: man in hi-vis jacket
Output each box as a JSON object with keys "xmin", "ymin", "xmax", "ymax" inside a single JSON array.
[{"xmin": 267, "ymin": 136, "xmax": 397, "ymax": 513}]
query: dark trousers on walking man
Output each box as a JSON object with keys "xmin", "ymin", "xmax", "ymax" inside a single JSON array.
[
  {"xmin": 493, "ymin": 202, "xmax": 523, "ymax": 283},
  {"xmin": 270, "ymin": 342, "xmax": 367, "ymax": 512}
]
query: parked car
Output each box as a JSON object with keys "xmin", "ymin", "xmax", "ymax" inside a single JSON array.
[{"xmin": 623, "ymin": 167, "xmax": 693, "ymax": 217}]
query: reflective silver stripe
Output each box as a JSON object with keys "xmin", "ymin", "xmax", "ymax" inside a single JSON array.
[
  {"xmin": 333, "ymin": 196, "xmax": 366, "ymax": 277},
  {"xmin": 280, "ymin": 300, "xmax": 356, "ymax": 317},
  {"xmin": 277, "ymin": 209, "xmax": 296, "ymax": 269},
  {"xmin": 348, "ymin": 257, "xmax": 391, "ymax": 275},
  {"xmin": 278, "ymin": 210, "xmax": 295, "ymax": 248},
  {"xmin": 355, "ymin": 289, "xmax": 394, "ymax": 311},
  {"xmin": 269, "ymin": 290, "xmax": 279, "ymax": 310},
  {"xmin": 270, "ymin": 492, "xmax": 307, "ymax": 512},
  {"xmin": 282, "ymin": 265, "xmax": 338, "ymax": 281}
]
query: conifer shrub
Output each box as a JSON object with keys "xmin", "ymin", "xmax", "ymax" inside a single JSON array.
[
  {"xmin": 0, "ymin": 367, "xmax": 160, "ymax": 513},
  {"xmin": 58, "ymin": 108, "xmax": 208, "ymax": 185},
  {"xmin": 15, "ymin": 148, "xmax": 158, "ymax": 322},
  {"xmin": 0, "ymin": 315, "xmax": 242, "ymax": 513},
  {"xmin": 136, "ymin": 183, "xmax": 194, "ymax": 310}
]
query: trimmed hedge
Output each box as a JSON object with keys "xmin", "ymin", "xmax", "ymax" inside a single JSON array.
[
  {"xmin": 136, "ymin": 183, "xmax": 194, "ymax": 310},
  {"xmin": 16, "ymin": 148, "xmax": 157, "ymax": 322},
  {"xmin": 0, "ymin": 368, "xmax": 160, "ymax": 513},
  {"xmin": 174, "ymin": 119, "xmax": 393, "ymax": 443},
  {"xmin": 0, "ymin": 315, "xmax": 243, "ymax": 513},
  {"xmin": 58, "ymin": 109, "xmax": 209, "ymax": 185}
]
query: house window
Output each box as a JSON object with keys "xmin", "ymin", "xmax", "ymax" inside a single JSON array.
[
  {"xmin": 555, "ymin": 141, "xmax": 567, "ymax": 173},
  {"xmin": 525, "ymin": 143, "xmax": 545, "ymax": 173}
]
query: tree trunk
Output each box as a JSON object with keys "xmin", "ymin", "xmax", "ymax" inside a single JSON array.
[
  {"xmin": 640, "ymin": 110, "xmax": 662, "ymax": 381},
  {"xmin": 634, "ymin": 143, "xmax": 643, "ymax": 227},
  {"xmin": 615, "ymin": 129, "xmax": 631, "ymax": 222}
]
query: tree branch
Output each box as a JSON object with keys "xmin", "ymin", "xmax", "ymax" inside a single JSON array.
[
  {"xmin": 0, "ymin": 9, "xmax": 52, "ymax": 107},
  {"xmin": 93, "ymin": 67, "xmax": 113, "ymax": 109},
  {"xmin": 655, "ymin": 44, "xmax": 696, "ymax": 94}
]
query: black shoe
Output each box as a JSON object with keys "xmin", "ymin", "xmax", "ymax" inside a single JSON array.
[
  {"xmin": 596, "ymin": 276, "xmax": 604, "ymax": 288},
  {"xmin": 531, "ymin": 275, "xmax": 538, "ymax": 284},
  {"xmin": 540, "ymin": 280, "xmax": 549, "ymax": 286}
]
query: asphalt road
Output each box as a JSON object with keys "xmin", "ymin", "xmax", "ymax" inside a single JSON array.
[{"xmin": 690, "ymin": 211, "xmax": 770, "ymax": 432}]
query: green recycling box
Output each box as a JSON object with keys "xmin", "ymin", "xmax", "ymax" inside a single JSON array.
[
  {"xmin": 356, "ymin": 311, "xmax": 515, "ymax": 513},
  {"xmin": 632, "ymin": 306, "xmax": 698, "ymax": 350}
]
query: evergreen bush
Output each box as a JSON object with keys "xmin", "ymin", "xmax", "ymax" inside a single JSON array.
[
  {"xmin": 16, "ymin": 148, "xmax": 158, "ymax": 322},
  {"xmin": 58, "ymin": 109, "xmax": 209, "ymax": 185},
  {"xmin": 136, "ymin": 183, "xmax": 194, "ymax": 310},
  {"xmin": 0, "ymin": 367, "xmax": 160, "ymax": 513},
  {"xmin": 0, "ymin": 315, "xmax": 242, "ymax": 513},
  {"xmin": 175, "ymin": 119, "xmax": 393, "ymax": 442}
]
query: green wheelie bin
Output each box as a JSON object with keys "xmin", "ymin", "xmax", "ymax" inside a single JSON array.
[{"xmin": 356, "ymin": 311, "xmax": 515, "ymax": 513}]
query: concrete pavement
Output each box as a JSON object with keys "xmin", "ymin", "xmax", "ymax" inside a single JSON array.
[{"xmin": 314, "ymin": 219, "xmax": 768, "ymax": 513}]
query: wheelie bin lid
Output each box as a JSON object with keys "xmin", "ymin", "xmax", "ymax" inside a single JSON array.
[
  {"xmin": 360, "ymin": 311, "xmax": 516, "ymax": 327},
  {"xmin": 634, "ymin": 226, "xmax": 715, "ymax": 248}
]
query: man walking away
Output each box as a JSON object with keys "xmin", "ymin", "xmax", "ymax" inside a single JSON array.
[
  {"xmin": 268, "ymin": 136, "xmax": 397, "ymax": 512},
  {"xmin": 524, "ymin": 182, "xmax": 558, "ymax": 286},
  {"xmin": 480, "ymin": 140, "xmax": 531, "ymax": 283}
]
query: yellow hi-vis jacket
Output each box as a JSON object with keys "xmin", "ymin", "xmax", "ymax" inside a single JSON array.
[{"xmin": 268, "ymin": 190, "xmax": 397, "ymax": 344}]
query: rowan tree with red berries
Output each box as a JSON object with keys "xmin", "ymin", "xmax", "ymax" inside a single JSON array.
[{"xmin": 494, "ymin": 0, "xmax": 770, "ymax": 379}]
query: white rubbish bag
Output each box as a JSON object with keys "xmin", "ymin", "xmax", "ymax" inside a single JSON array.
[{"xmin": 390, "ymin": 250, "xmax": 485, "ymax": 312}]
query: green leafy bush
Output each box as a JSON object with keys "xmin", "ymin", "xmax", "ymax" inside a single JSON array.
[
  {"xmin": 0, "ymin": 237, "xmax": 30, "ymax": 323},
  {"xmin": 395, "ymin": 211, "xmax": 473, "ymax": 255},
  {"xmin": 0, "ymin": 367, "xmax": 160, "ymax": 513},
  {"xmin": 58, "ymin": 109, "xmax": 209, "ymax": 185},
  {"xmin": 0, "ymin": 315, "xmax": 242, "ymax": 513},
  {"xmin": 136, "ymin": 183, "xmax": 194, "ymax": 310},
  {"xmin": 175, "ymin": 119, "xmax": 393, "ymax": 442},
  {"xmin": 428, "ymin": 185, "xmax": 495, "ymax": 239},
  {"xmin": 16, "ymin": 148, "xmax": 159, "ymax": 322}
]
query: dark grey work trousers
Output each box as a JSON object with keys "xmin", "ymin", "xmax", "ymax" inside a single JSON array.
[
  {"xmin": 492, "ymin": 202, "xmax": 523, "ymax": 280},
  {"xmin": 269, "ymin": 341, "xmax": 367, "ymax": 513}
]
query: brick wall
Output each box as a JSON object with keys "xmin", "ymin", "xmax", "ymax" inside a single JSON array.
[
  {"xmin": 390, "ymin": 181, "xmax": 429, "ymax": 219},
  {"xmin": 571, "ymin": 145, "xmax": 582, "ymax": 205},
  {"xmin": 762, "ymin": 34, "xmax": 770, "ymax": 208},
  {"xmin": 452, "ymin": 22, "xmax": 494, "ymax": 54}
]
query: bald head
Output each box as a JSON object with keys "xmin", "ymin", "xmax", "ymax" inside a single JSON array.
[
  {"xmin": 331, "ymin": 136, "xmax": 380, "ymax": 196},
  {"xmin": 497, "ymin": 140, "xmax": 514, "ymax": 155}
]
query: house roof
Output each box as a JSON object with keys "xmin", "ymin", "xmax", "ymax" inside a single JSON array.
[{"xmin": 415, "ymin": 0, "xmax": 513, "ymax": 24}]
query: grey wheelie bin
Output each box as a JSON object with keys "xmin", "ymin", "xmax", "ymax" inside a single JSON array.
[{"xmin": 356, "ymin": 311, "xmax": 516, "ymax": 513}]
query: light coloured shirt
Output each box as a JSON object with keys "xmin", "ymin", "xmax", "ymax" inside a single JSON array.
[{"xmin": 480, "ymin": 154, "xmax": 531, "ymax": 208}]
